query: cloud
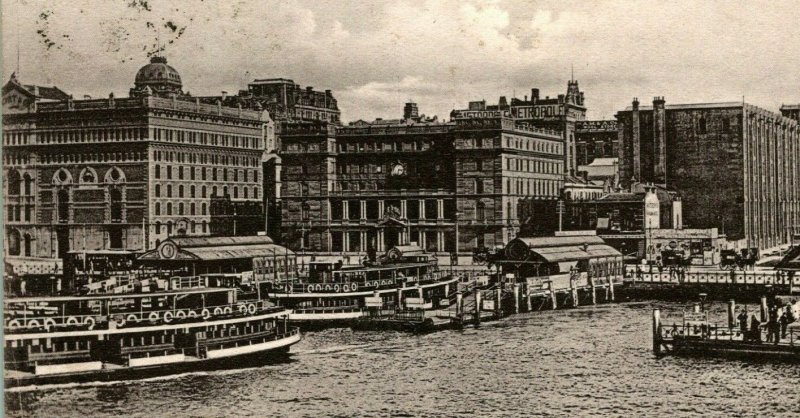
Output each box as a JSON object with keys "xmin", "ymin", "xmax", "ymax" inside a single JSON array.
[{"xmin": 3, "ymin": 0, "xmax": 799, "ymax": 122}]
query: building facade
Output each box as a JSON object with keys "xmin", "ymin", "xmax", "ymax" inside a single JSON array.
[
  {"xmin": 275, "ymin": 112, "xmax": 565, "ymax": 256},
  {"xmin": 2, "ymin": 57, "xmax": 272, "ymax": 259},
  {"xmin": 575, "ymin": 120, "xmax": 618, "ymax": 167},
  {"xmin": 616, "ymin": 98, "xmax": 800, "ymax": 249},
  {"xmin": 451, "ymin": 80, "xmax": 586, "ymax": 176}
]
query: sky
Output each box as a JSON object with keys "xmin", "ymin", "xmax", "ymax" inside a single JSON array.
[{"xmin": 2, "ymin": 0, "xmax": 799, "ymax": 122}]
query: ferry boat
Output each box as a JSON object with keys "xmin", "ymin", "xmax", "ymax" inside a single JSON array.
[
  {"xmin": 4, "ymin": 236, "xmax": 305, "ymax": 388},
  {"xmin": 4, "ymin": 286, "xmax": 301, "ymax": 388},
  {"xmin": 265, "ymin": 245, "xmax": 460, "ymax": 329}
]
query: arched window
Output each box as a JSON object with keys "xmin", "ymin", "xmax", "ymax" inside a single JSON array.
[
  {"xmin": 178, "ymin": 203, "xmax": 184, "ymax": 215},
  {"xmin": 202, "ymin": 203, "xmax": 207, "ymax": 215},
  {"xmin": 190, "ymin": 185, "xmax": 195, "ymax": 198},
  {"xmin": 233, "ymin": 187, "xmax": 238, "ymax": 199},
  {"xmin": 155, "ymin": 184, "xmax": 161, "ymax": 197},
  {"xmin": 23, "ymin": 173, "xmax": 33, "ymax": 196},
  {"xmin": 7, "ymin": 170, "xmax": 21, "ymax": 196},
  {"xmin": 202, "ymin": 186, "xmax": 207, "ymax": 198},
  {"xmin": 179, "ymin": 185, "xmax": 184, "ymax": 198},
  {"xmin": 475, "ymin": 179, "xmax": 483, "ymax": 194},
  {"xmin": 110, "ymin": 189, "xmax": 123, "ymax": 222},
  {"xmin": 507, "ymin": 201, "xmax": 513, "ymax": 221},
  {"xmin": 7, "ymin": 229, "xmax": 21, "ymax": 256},
  {"xmin": 57, "ymin": 189, "xmax": 70, "ymax": 222},
  {"xmin": 190, "ymin": 203, "xmax": 195, "ymax": 215},
  {"xmin": 155, "ymin": 202, "xmax": 161, "ymax": 216},
  {"xmin": 167, "ymin": 221, "xmax": 173, "ymax": 235},
  {"xmin": 23, "ymin": 233, "xmax": 32, "ymax": 256},
  {"xmin": 155, "ymin": 164, "xmax": 161, "ymax": 179},
  {"xmin": 155, "ymin": 221, "xmax": 161, "ymax": 234},
  {"xmin": 167, "ymin": 203, "xmax": 172, "ymax": 215},
  {"xmin": 223, "ymin": 186, "xmax": 228, "ymax": 197},
  {"xmin": 253, "ymin": 187, "xmax": 258, "ymax": 199},
  {"xmin": 243, "ymin": 187, "xmax": 248, "ymax": 199},
  {"xmin": 167, "ymin": 184, "xmax": 172, "ymax": 197},
  {"xmin": 212, "ymin": 186, "xmax": 217, "ymax": 197}
]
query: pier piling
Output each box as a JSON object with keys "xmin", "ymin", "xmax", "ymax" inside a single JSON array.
[
  {"xmin": 590, "ymin": 277, "xmax": 597, "ymax": 305},
  {"xmin": 495, "ymin": 287, "xmax": 502, "ymax": 317},
  {"xmin": 760, "ymin": 296, "xmax": 768, "ymax": 322},
  {"xmin": 727, "ymin": 300, "xmax": 736, "ymax": 329},
  {"xmin": 456, "ymin": 291, "xmax": 463, "ymax": 318},
  {"xmin": 652, "ymin": 309, "xmax": 661, "ymax": 354},
  {"xmin": 550, "ymin": 288, "xmax": 557, "ymax": 310},
  {"xmin": 525, "ymin": 284, "xmax": 532, "ymax": 312},
  {"xmin": 512, "ymin": 284, "xmax": 520, "ymax": 314},
  {"xmin": 474, "ymin": 290, "xmax": 482, "ymax": 326}
]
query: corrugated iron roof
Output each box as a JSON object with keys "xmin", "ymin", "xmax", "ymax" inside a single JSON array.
[
  {"xmin": 532, "ymin": 246, "xmax": 591, "ymax": 262},
  {"xmin": 512, "ymin": 236, "xmax": 605, "ymax": 249},
  {"xmin": 188, "ymin": 243, "xmax": 292, "ymax": 261},
  {"xmin": 169, "ymin": 235, "xmax": 274, "ymax": 248}
]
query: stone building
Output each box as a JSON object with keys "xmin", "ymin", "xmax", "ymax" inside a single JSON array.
[
  {"xmin": 575, "ymin": 120, "xmax": 618, "ymax": 167},
  {"xmin": 275, "ymin": 107, "xmax": 565, "ymax": 256},
  {"xmin": 616, "ymin": 97, "xmax": 800, "ymax": 250},
  {"xmin": 2, "ymin": 57, "xmax": 272, "ymax": 259},
  {"xmin": 451, "ymin": 80, "xmax": 586, "ymax": 176}
]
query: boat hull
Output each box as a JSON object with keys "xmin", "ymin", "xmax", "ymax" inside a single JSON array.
[{"xmin": 4, "ymin": 331, "xmax": 301, "ymax": 389}]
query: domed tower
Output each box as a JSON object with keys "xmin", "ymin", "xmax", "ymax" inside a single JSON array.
[{"xmin": 130, "ymin": 56, "xmax": 183, "ymax": 97}]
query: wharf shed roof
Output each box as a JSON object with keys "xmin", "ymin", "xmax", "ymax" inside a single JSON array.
[
  {"xmin": 505, "ymin": 236, "xmax": 621, "ymax": 264},
  {"xmin": 139, "ymin": 235, "xmax": 292, "ymax": 262}
]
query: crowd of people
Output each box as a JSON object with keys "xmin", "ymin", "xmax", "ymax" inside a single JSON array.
[{"xmin": 736, "ymin": 300, "xmax": 798, "ymax": 344}]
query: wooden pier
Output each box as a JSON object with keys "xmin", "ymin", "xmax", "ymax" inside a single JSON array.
[{"xmin": 626, "ymin": 268, "xmax": 799, "ymax": 301}]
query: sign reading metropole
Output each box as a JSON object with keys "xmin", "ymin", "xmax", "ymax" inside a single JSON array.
[{"xmin": 453, "ymin": 104, "xmax": 564, "ymax": 120}]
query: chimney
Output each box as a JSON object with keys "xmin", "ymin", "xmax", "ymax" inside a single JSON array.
[
  {"xmin": 221, "ymin": 91, "xmax": 228, "ymax": 101},
  {"xmin": 531, "ymin": 88, "xmax": 539, "ymax": 100},
  {"xmin": 652, "ymin": 96, "xmax": 667, "ymax": 186},
  {"xmin": 632, "ymin": 97, "xmax": 641, "ymax": 182}
]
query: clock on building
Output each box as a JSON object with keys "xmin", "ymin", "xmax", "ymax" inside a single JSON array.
[{"xmin": 390, "ymin": 163, "xmax": 406, "ymax": 176}]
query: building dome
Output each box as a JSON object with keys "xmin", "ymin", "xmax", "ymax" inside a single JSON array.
[{"xmin": 133, "ymin": 56, "xmax": 182, "ymax": 95}]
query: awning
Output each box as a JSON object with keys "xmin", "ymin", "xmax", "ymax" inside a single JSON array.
[
  {"xmin": 5, "ymin": 257, "xmax": 63, "ymax": 275},
  {"xmin": 776, "ymin": 246, "xmax": 800, "ymax": 271}
]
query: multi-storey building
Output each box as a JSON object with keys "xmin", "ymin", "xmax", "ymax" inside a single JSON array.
[
  {"xmin": 616, "ymin": 97, "xmax": 800, "ymax": 249},
  {"xmin": 276, "ymin": 108, "xmax": 565, "ymax": 256},
  {"xmin": 206, "ymin": 78, "xmax": 340, "ymax": 127},
  {"xmin": 451, "ymin": 80, "xmax": 585, "ymax": 176},
  {"xmin": 2, "ymin": 56, "xmax": 272, "ymax": 259}
]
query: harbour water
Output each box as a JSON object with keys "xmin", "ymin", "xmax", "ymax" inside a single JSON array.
[{"xmin": 6, "ymin": 301, "xmax": 799, "ymax": 417}]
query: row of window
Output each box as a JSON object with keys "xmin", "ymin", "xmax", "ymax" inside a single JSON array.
[
  {"xmin": 3, "ymin": 153, "xmax": 31, "ymax": 166},
  {"xmin": 152, "ymin": 128, "xmax": 262, "ymax": 150},
  {"xmin": 505, "ymin": 157, "xmax": 562, "ymax": 174},
  {"xmin": 153, "ymin": 165, "xmax": 259, "ymax": 183},
  {"xmin": 6, "ymin": 205, "xmax": 33, "ymax": 223},
  {"xmin": 154, "ymin": 184, "xmax": 259, "ymax": 200},
  {"xmin": 504, "ymin": 135, "xmax": 562, "ymax": 154},
  {"xmin": 28, "ymin": 127, "xmax": 148, "ymax": 145},
  {"xmin": 153, "ymin": 220, "xmax": 208, "ymax": 235},
  {"xmin": 154, "ymin": 201, "xmax": 206, "ymax": 216},
  {"xmin": 154, "ymin": 150, "xmax": 260, "ymax": 167},
  {"xmin": 507, "ymin": 177, "xmax": 561, "ymax": 197},
  {"xmin": 39, "ymin": 152, "xmax": 147, "ymax": 165}
]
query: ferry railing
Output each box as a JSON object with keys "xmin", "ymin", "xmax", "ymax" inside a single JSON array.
[
  {"xmin": 658, "ymin": 323, "xmax": 799, "ymax": 346},
  {"xmin": 4, "ymin": 300, "xmax": 289, "ymax": 333}
]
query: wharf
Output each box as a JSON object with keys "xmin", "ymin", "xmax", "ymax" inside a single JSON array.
[{"xmin": 624, "ymin": 267, "xmax": 799, "ymax": 300}]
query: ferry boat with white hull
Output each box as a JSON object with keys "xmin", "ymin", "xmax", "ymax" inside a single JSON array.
[
  {"xmin": 265, "ymin": 245, "xmax": 460, "ymax": 329},
  {"xmin": 4, "ymin": 288, "xmax": 301, "ymax": 388}
]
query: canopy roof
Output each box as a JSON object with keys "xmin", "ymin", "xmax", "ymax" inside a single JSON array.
[
  {"xmin": 139, "ymin": 235, "xmax": 292, "ymax": 262},
  {"xmin": 504, "ymin": 236, "xmax": 621, "ymax": 263},
  {"xmin": 776, "ymin": 246, "xmax": 800, "ymax": 271}
]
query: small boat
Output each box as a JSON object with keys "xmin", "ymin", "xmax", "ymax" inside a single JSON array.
[
  {"xmin": 265, "ymin": 245, "xmax": 459, "ymax": 329},
  {"xmin": 4, "ymin": 287, "xmax": 301, "ymax": 388}
]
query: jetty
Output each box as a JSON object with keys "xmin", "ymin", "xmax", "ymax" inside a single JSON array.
[{"xmin": 652, "ymin": 299, "xmax": 800, "ymax": 360}]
